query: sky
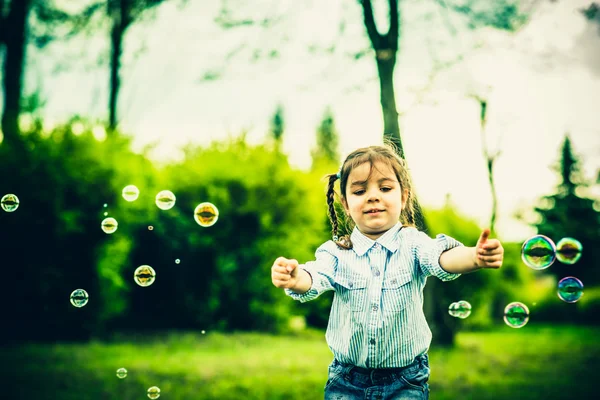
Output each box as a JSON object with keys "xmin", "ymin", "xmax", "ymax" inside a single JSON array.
[{"xmin": 9, "ymin": 0, "xmax": 600, "ymax": 242}]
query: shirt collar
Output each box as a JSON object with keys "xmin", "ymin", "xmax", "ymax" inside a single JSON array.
[{"xmin": 350, "ymin": 222, "xmax": 403, "ymax": 256}]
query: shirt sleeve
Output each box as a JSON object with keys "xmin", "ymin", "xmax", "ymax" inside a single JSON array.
[
  {"xmin": 413, "ymin": 230, "xmax": 463, "ymax": 281},
  {"xmin": 284, "ymin": 242, "xmax": 337, "ymax": 303}
]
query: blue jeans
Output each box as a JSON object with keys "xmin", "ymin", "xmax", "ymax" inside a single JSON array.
[{"xmin": 324, "ymin": 354, "xmax": 430, "ymax": 400}]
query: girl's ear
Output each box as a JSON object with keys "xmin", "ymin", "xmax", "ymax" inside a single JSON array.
[
  {"xmin": 341, "ymin": 197, "xmax": 349, "ymax": 214},
  {"xmin": 401, "ymin": 188, "xmax": 409, "ymax": 210}
]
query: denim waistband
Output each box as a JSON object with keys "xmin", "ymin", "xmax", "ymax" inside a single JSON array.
[{"xmin": 334, "ymin": 353, "xmax": 427, "ymax": 377}]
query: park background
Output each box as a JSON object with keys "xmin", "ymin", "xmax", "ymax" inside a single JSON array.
[{"xmin": 1, "ymin": 0, "xmax": 599, "ymax": 399}]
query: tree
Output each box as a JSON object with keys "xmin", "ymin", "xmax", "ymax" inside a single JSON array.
[
  {"xmin": 471, "ymin": 95, "xmax": 500, "ymax": 234},
  {"xmin": 533, "ymin": 135, "xmax": 600, "ymax": 285},
  {"xmin": 269, "ymin": 103, "xmax": 285, "ymax": 144},
  {"xmin": 0, "ymin": 0, "xmax": 30, "ymax": 149},
  {"xmin": 311, "ymin": 107, "xmax": 340, "ymax": 170},
  {"xmin": 104, "ymin": 0, "xmax": 171, "ymax": 131}
]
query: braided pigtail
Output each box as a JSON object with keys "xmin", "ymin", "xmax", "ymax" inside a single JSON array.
[
  {"xmin": 325, "ymin": 172, "xmax": 353, "ymax": 250},
  {"xmin": 326, "ymin": 174, "xmax": 339, "ymax": 239}
]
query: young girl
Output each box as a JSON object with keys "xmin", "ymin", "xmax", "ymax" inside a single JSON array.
[{"xmin": 271, "ymin": 145, "xmax": 503, "ymax": 400}]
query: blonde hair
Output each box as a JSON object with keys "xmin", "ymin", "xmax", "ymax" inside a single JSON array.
[{"xmin": 325, "ymin": 145, "xmax": 418, "ymax": 249}]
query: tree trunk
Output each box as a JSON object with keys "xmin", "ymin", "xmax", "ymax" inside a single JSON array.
[
  {"xmin": 376, "ymin": 53, "xmax": 402, "ymax": 156},
  {"xmin": 1, "ymin": 0, "xmax": 29, "ymax": 149},
  {"xmin": 108, "ymin": 0, "xmax": 129, "ymax": 132},
  {"xmin": 360, "ymin": 0, "xmax": 403, "ymax": 156}
]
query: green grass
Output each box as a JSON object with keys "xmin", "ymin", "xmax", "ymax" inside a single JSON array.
[{"xmin": 1, "ymin": 325, "xmax": 598, "ymax": 399}]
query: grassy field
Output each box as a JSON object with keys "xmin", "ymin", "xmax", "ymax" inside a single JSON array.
[{"xmin": 1, "ymin": 324, "xmax": 598, "ymax": 400}]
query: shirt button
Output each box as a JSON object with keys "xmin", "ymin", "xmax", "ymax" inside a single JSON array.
[
  {"xmin": 372, "ymin": 304, "xmax": 378, "ymax": 312},
  {"xmin": 374, "ymin": 270, "xmax": 380, "ymax": 277},
  {"xmin": 369, "ymin": 339, "xmax": 376, "ymax": 345},
  {"xmin": 348, "ymin": 282, "xmax": 353, "ymax": 288},
  {"xmin": 374, "ymin": 243, "xmax": 381, "ymax": 249}
]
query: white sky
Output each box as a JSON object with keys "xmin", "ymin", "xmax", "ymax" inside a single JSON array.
[{"xmin": 9, "ymin": 0, "xmax": 600, "ymax": 242}]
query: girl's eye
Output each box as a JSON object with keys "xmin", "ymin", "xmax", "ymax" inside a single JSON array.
[
  {"xmin": 353, "ymin": 190, "xmax": 365, "ymax": 195},
  {"xmin": 381, "ymin": 187, "xmax": 392, "ymax": 192}
]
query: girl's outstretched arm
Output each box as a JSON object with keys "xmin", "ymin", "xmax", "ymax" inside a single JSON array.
[{"xmin": 439, "ymin": 229, "xmax": 503, "ymax": 274}]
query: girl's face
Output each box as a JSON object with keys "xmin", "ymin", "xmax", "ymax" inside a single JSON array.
[{"xmin": 342, "ymin": 161, "xmax": 407, "ymax": 240}]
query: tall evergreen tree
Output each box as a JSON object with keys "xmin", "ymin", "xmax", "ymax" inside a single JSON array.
[
  {"xmin": 269, "ymin": 103, "xmax": 285, "ymax": 144},
  {"xmin": 310, "ymin": 107, "xmax": 340, "ymax": 170},
  {"xmin": 533, "ymin": 135, "xmax": 600, "ymax": 284}
]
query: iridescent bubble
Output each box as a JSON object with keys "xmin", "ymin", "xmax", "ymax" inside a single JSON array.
[
  {"xmin": 70, "ymin": 289, "xmax": 89, "ymax": 308},
  {"xmin": 521, "ymin": 235, "xmax": 556, "ymax": 270},
  {"xmin": 103, "ymin": 203, "xmax": 108, "ymax": 208},
  {"xmin": 116, "ymin": 368, "xmax": 127, "ymax": 379},
  {"xmin": 147, "ymin": 386, "xmax": 161, "ymax": 399},
  {"xmin": 194, "ymin": 202, "xmax": 219, "ymax": 227},
  {"xmin": 101, "ymin": 217, "xmax": 118, "ymax": 234},
  {"xmin": 503, "ymin": 302, "xmax": 530, "ymax": 328},
  {"xmin": 155, "ymin": 190, "xmax": 176, "ymax": 210},
  {"xmin": 557, "ymin": 276, "xmax": 584, "ymax": 303},
  {"xmin": 201, "ymin": 330, "xmax": 206, "ymax": 335},
  {"xmin": 148, "ymin": 225, "xmax": 154, "ymax": 231},
  {"xmin": 134, "ymin": 265, "xmax": 156, "ymax": 287},
  {"xmin": 175, "ymin": 259, "xmax": 180, "ymax": 264},
  {"xmin": 556, "ymin": 238, "xmax": 583, "ymax": 265},
  {"xmin": 448, "ymin": 301, "xmax": 471, "ymax": 319},
  {"xmin": 122, "ymin": 185, "xmax": 140, "ymax": 202},
  {"xmin": 103, "ymin": 212, "xmax": 108, "ymax": 216},
  {"xmin": 1, "ymin": 193, "xmax": 19, "ymax": 212}
]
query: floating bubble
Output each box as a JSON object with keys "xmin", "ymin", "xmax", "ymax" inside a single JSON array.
[
  {"xmin": 147, "ymin": 386, "xmax": 161, "ymax": 399},
  {"xmin": 557, "ymin": 276, "xmax": 584, "ymax": 303},
  {"xmin": 122, "ymin": 185, "xmax": 140, "ymax": 202},
  {"xmin": 521, "ymin": 235, "xmax": 556, "ymax": 270},
  {"xmin": 175, "ymin": 259, "xmax": 180, "ymax": 264},
  {"xmin": 556, "ymin": 238, "xmax": 583, "ymax": 264},
  {"xmin": 103, "ymin": 212, "xmax": 108, "ymax": 216},
  {"xmin": 101, "ymin": 217, "xmax": 118, "ymax": 234},
  {"xmin": 70, "ymin": 289, "xmax": 89, "ymax": 308},
  {"xmin": 116, "ymin": 368, "xmax": 127, "ymax": 379},
  {"xmin": 155, "ymin": 190, "xmax": 176, "ymax": 210},
  {"xmin": 134, "ymin": 265, "xmax": 156, "ymax": 287},
  {"xmin": 194, "ymin": 202, "xmax": 219, "ymax": 227},
  {"xmin": 1, "ymin": 193, "xmax": 19, "ymax": 212},
  {"xmin": 148, "ymin": 225, "xmax": 154, "ymax": 231},
  {"xmin": 201, "ymin": 330, "xmax": 206, "ymax": 335},
  {"xmin": 503, "ymin": 302, "xmax": 530, "ymax": 328},
  {"xmin": 103, "ymin": 203, "xmax": 108, "ymax": 208},
  {"xmin": 448, "ymin": 300, "xmax": 471, "ymax": 319}
]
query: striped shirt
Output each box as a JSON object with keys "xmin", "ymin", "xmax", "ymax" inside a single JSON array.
[{"xmin": 285, "ymin": 222, "xmax": 463, "ymax": 368}]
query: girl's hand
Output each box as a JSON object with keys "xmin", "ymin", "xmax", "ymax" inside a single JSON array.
[
  {"xmin": 271, "ymin": 257, "xmax": 300, "ymax": 289},
  {"xmin": 474, "ymin": 229, "xmax": 503, "ymax": 269}
]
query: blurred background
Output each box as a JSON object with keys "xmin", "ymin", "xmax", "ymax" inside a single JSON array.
[{"xmin": 0, "ymin": 0, "xmax": 599, "ymax": 399}]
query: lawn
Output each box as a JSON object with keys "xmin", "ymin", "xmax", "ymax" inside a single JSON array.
[{"xmin": 1, "ymin": 324, "xmax": 598, "ymax": 399}]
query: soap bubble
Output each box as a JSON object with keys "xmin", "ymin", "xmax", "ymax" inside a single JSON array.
[
  {"xmin": 521, "ymin": 235, "xmax": 556, "ymax": 270},
  {"xmin": 148, "ymin": 225, "xmax": 154, "ymax": 231},
  {"xmin": 147, "ymin": 386, "xmax": 161, "ymax": 399},
  {"xmin": 70, "ymin": 289, "xmax": 89, "ymax": 308},
  {"xmin": 1, "ymin": 193, "xmax": 19, "ymax": 212},
  {"xmin": 122, "ymin": 185, "xmax": 140, "ymax": 202},
  {"xmin": 448, "ymin": 300, "xmax": 471, "ymax": 319},
  {"xmin": 101, "ymin": 217, "xmax": 118, "ymax": 234},
  {"xmin": 175, "ymin": 259, "xmax": 180, "ymax": 264},
  {"xmin": 134, "ymin": 265, "xmax": 156, "ymax": 287},
  {"xmin": 155, "ymin": 190, "xmax": 176, "ymax": 210},
  {"xmin": 116, "ymin": 368, "xmax": 127, "ymax": 379},
  {"xmin": 557, "ymin": 276, "xmax": 584, "ymax": 303},
  {"xmin": 556, "ymin": 238, "xmax": 583, "ymax": 264},
  {"xmin": 503, "ymin": 302, "xmax": 530, "ymax": 328},
  {"xmin": 194, "ymin": 202, "xmax": 219, "ymax": 227}
]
